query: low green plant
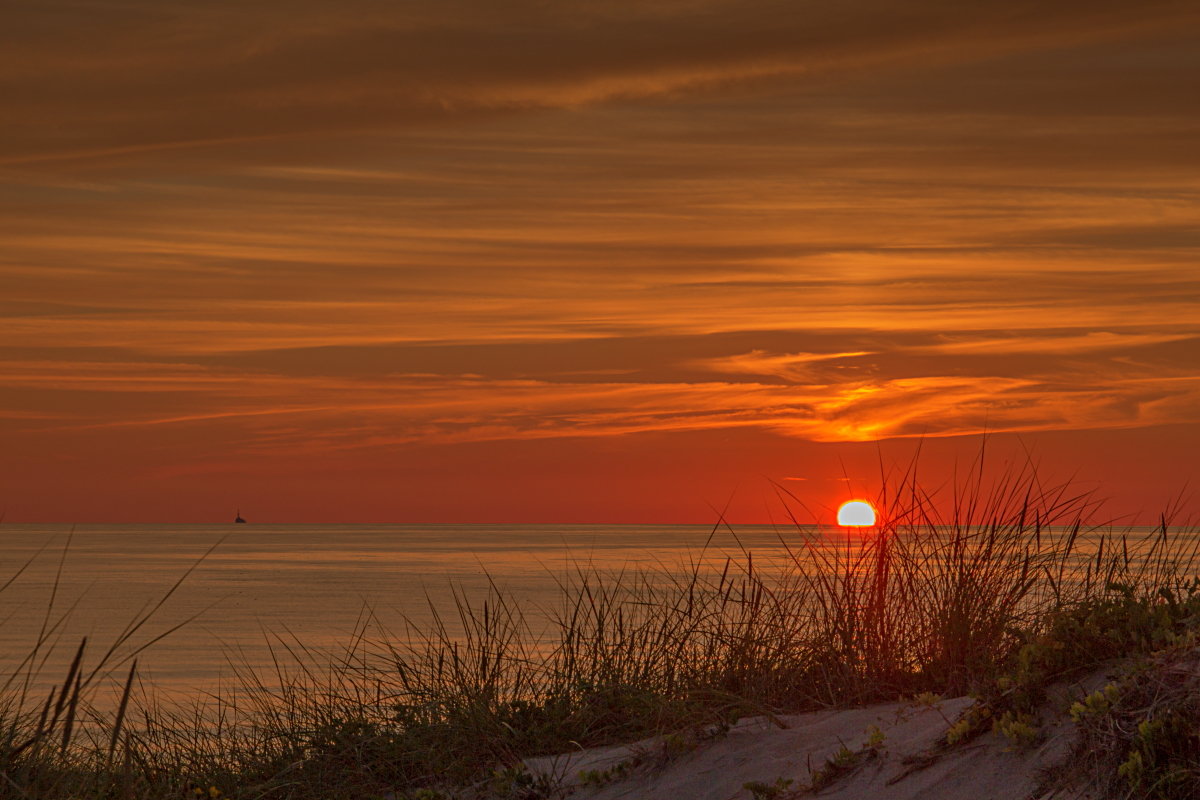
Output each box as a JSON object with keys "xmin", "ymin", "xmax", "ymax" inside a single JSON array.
[
  {"xmin": 1063, "ymin": 644, "xmax": 1200, "ymax": 800},
  {"xmin": 937, "ymin": 573, "xmax": 1200, "ymax": 762},
  {"xmin": 578, "ymin": 758, "xmax": 632, "ymax": 787},
  {"xmin": 864, "ymin": 723, "xmax": 886, "ymax": 750},
  {"xmin": 661, "ymin": 731, "xmax": 696, "ymax": 758},
  {"xmin": 742, "ymin": 776, "xmax": 795, "ymax": 799},
  {"xmin": 808, "ymin": 744, "xmax": 862, "ymax": 791},
  {"xmin": 400, "ymin": 789, "xmax": 451, "ymax": 800},
  {"xmin": 1069, "ymin": 683, "xmax": 1121, "ymax": 722},
  {"xmin": 909, "ymin": 691, "xmax": 942, "ymax": 708},
  {"xmin": 490, "ymin": 764, "xmax": 560, "ymax": 799},
  {"xmin": 803, "ymin": 725, "xmax": 889, "ymax": 792},
  {"xmin": 992, "ymin": 710, "xmax": 1038, "ymax": 750},
  {"xmin": 942, "ymin": 705, "xmax": 991, "ymax": 747}
]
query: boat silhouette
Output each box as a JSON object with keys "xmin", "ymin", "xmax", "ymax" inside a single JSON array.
[{"xmin": 235, "ymin": 509, "xmax": 246, "ymax": 523}]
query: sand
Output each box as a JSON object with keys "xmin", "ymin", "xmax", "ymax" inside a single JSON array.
[{"xmin": 524, "ymin": 680, "xmax": 1102, "ymax": 800}]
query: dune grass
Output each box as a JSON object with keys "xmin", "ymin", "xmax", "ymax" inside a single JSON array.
[{"xmin": 1, "ymin": 460, "xmax": 1197, "ymax": 799}]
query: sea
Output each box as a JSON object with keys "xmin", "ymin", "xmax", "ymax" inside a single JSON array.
[
  {"xmin": 0, "ymin": 522, "xmax": 1182, "ymax": 708},
  {"xmin": 0, "ymin": 523, "xmax": 804, "ymax": 704}
]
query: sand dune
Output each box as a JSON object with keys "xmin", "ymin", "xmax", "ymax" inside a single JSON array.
[{"xmin": 526, "ymin": 686, "xmax": 1097, "ymax": 800}]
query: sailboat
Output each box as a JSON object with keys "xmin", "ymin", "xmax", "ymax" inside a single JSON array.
[{"xmin": 235, "ymin": 509, "xmax": 246, "ymax": 523}]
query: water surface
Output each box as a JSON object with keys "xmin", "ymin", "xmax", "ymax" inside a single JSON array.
[
  {"xmin": 0, "ymin": 523, "xmax": 1174, "ymax": 703},
  {"xmin": 0, "ymin": 524, "xmax": 796, "ymax": 700}
]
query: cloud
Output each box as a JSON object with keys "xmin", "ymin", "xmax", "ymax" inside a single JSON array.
[
  {"xmin": 3, "ymin": 327, "xmax": 1197, "ymax": 454},
  {"xmin": 694, "ymin": 350, "xmax": 874, "ymax": 381},
  {"xmin": 2, "ymin": 0, "xmax": 1199, "ymax": 503},
  {"xmin": 908, "ymin": 332, "xmax": 1197, "ymax": 357},
  {"xmin": 4, "ymin": 0, "xmax": 1198, "ymax": 166}
]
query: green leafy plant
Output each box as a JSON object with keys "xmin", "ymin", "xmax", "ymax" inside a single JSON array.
[
  {"xmin": 993, "ymin": 711, "xmax": 1038, "ymax": 750},
  {"xmin": 743, "ymin": 776, "xmax": 795, "ymax": 799},
  {"xmin": 489, "ymin": 764, "xmax": 561, "ymax": 799},
  {"xmin": 578, "ymin": 759, "xmax": 632, "ymax": 787},
  {"xmin": 1063, "ymin": 644, "xmax": 1200, "ymax": 800},
  {"xmin": 808, "ymin": 744, "xmax": 863, "ymax": 791}
]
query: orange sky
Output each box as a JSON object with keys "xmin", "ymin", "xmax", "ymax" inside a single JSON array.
[{"xmin": 2, "ymin": 1, "xmax": 1198, "ymax": 523}]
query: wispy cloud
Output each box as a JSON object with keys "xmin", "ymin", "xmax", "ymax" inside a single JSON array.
[
  {"xmin": 4, "ymin": 329, "xmax": 1197, "ymax": 456},
  {"xmin": 695, "ymin": 350, "xmax": 874, "ymax": 381},
  {"xmin": 907, "ymin": 332, "xmax": 1199, "ymax": 356},
  {"xmin": 6, "ymin": 1, "xmax": 1199, "ymax": 163}
]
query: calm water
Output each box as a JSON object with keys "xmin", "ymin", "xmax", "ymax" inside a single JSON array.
[
  {"xmin": 0, "ymin": 524, "xmax": 803, "ymax": 702},
  {"xmin": 0, "ymin": 523, "xmax": 1180, "ymax": 705}
]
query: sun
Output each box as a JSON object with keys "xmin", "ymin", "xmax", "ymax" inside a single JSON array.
[{"xmin": 837, "ymin": 500, "xmax": 877, "ymax": 527}]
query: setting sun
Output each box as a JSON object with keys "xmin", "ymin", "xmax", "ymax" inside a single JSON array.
[{"xmin": 837, "ymin": 500, "xmax": 877, "ymax": 527}]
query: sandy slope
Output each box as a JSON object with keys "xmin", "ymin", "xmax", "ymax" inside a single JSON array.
[{"xmin": 525, "ymin": 689, "xmax": 1094, "ymax": 800}]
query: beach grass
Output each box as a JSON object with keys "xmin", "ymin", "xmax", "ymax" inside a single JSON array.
[{"xmin": 1, "ymin": 460, "xmax": 1198, "ymax": 799}]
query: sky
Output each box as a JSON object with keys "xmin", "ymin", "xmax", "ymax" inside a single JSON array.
[{"xmin": 2, "ymin": 0, "xmax": 1199, "ymax": 524}]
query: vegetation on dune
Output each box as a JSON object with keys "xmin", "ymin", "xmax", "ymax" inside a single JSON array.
[{"xmin": 1, "ymin": 458, "xmax": 1198, "ymax": 799}]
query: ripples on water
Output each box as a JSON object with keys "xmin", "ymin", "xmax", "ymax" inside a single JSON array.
[{"xmin": 0, "ymin": 523, "xmax": 1172, "ymax": 702}]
